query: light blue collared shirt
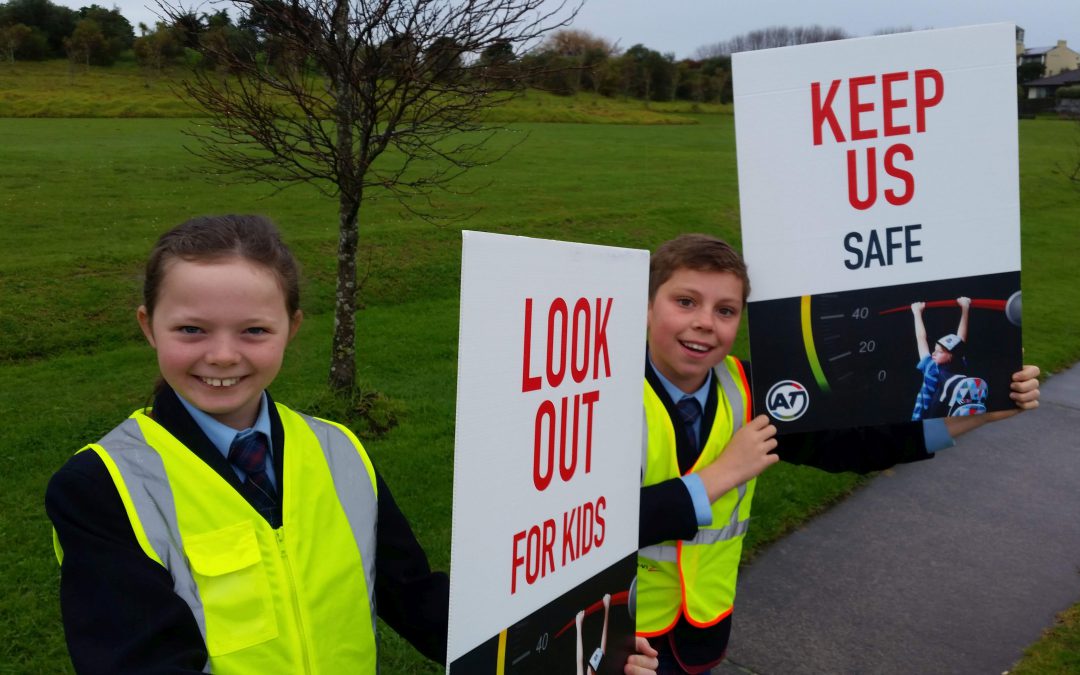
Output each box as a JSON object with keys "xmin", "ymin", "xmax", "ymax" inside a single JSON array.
[
  {"xmin": 922, "ymin": 417, "xmax": 954, "ymax": 453},
  {"xmin": 176, "ymin": 391, "xmax": 278, "ymax": 490}
]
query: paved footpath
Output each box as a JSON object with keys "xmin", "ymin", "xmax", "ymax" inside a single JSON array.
[{"xmin": 715, "ymin": 364, "xmax": 1080, "ymax": 675}]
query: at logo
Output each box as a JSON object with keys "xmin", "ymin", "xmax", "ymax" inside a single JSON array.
[{"xmin": 765, "ymin": 380, "xmax": 809, "ymax": 421}]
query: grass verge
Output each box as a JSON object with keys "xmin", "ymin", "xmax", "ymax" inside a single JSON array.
[{"xmin": 0, "ymin": 112, "xmax": 1077, "ymax": 672}]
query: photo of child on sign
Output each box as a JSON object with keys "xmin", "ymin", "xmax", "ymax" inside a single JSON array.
[{"xmin": 733, "ymin": 24, "xmax": 1024, "ymax": 434}]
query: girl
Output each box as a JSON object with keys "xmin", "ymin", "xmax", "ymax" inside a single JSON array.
[{"xmin": 46, "ymin": 215, "xmax": 658, "ymax": 674}]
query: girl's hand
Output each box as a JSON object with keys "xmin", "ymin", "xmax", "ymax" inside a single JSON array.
[{"xmin": 698, "ymin": 414, "xmax": 779, "ymax": 501}]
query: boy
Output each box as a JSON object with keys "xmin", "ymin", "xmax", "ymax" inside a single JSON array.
[
  {"xmin": 911, "ymin": 297, "xmax": 971, "ymax": 420},
  {"xmin": 636, "ymin": 235, "xmax": 1040, "ymax": 674}
]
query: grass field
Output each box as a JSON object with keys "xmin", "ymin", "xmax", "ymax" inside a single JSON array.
[
  {"xmin": 1, "ymin": 74, "xmax": 1078, "ymax": 672},
  {"xmin": 0, "ymin": 59, "xmax": 728, "ymax": 122}
]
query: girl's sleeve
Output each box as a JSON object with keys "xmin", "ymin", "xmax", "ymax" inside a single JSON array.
[
  {"xmin": 372, "ymin": 470, "xmax": 450, "ymax": 665},
  {"xmin": 45, "ymin": 451, "xmax": 208, "ymax": 674}
]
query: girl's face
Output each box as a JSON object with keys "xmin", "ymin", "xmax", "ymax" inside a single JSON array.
[{"xmin": 138, "ymin": 257, "xmax": 302, "ymax": 430}]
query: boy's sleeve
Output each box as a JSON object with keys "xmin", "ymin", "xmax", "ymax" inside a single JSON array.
[
  {"xmin": 774, "ymin": 422, "xmax": 933, "ymax": 473},
  {"xmin": 372, "ymin": 470, "xmax": 450, "ymax": 665},
  {"xmin": 742, "ymin": 359, "xmax": 934, "ymax": 473},
  {"xmin": 45, "ymin": 452, "xmax": 208, "ymax": 674},
  {"xmin": 922, "ymin": 418, "xmax": 956, "ymax": 453},
  {"xmin": 639, "ymin": 479, "xmax": 700, "ymax": 548}
]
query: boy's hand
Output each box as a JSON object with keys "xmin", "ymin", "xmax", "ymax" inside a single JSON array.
[
  {"xmin": 957, "ymin": 296, "xmax": 971, "ymax": 309},
  {"xmin": 625, "ymin": 636, "xmax": 659, "ymax": 675},
  {"xmin": 911, "ymin": 301, "xmax": 925, "ymax": 314},
  {"xmin": 944, "ymin": 365, "xmax": 1041, "ymax": 436},
  {"xmin": 1007, "ymin": 364, "xmax": 1041, "ymax": 410},
  {"xmin": 698, "ymin": 415, "xmax": 779, "ymax": 501}
]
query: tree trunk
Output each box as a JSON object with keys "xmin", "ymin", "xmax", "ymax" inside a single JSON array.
[
  {"xmin": 329, "ymin": 193, "xmax": 360, "ymax": 392},
  {"xmin": 327, "ymin": 0, "xmax": 358, "ymax": 394}
]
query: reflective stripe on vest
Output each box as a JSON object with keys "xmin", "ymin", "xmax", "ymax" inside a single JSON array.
[
  {"xmin": 69, "ymin": 403, "xmax": 379, "ymax": 673},
  {"xmin": 637, "ymin": 356, "xmax": 753, "ymax": 635}
]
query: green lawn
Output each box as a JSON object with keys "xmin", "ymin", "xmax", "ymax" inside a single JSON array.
[
  {"xmin": 0, "ymin": 59, "xmax": 728, "ymax": 122},
  {"xmin": 1, "ymin": 107, "xmax": 1077, "ymax": 672}
]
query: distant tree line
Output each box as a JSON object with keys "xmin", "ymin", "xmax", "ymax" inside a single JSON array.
[
  {"xmin": 0, "ymin": 4, "xmax": 875, "ymax": 107},
  {"xmin": 0, "ymin": 0, "xmax": 132, "ymax": 65},
  {"xmin": 522, "ymin": 30, "xmax": 734, "ymax": 103},
  {"xmin": 695, "ymin": 24, "xmax": 850, "ymax": 59}
]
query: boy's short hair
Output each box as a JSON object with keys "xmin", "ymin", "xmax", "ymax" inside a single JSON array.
[{"xmin": 649, "ymin": 234, "xmax": 750, "ymax": 303}]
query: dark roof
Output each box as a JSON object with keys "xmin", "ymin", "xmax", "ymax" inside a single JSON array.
[{"xmin": 1026, "ymin": 69, "xmax": 1080, "ymax": 86}]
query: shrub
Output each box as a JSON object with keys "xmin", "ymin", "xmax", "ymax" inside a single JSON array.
[{"xmin": 1056, "ymin": 85, "xmax": 1080, "ymax": 100}]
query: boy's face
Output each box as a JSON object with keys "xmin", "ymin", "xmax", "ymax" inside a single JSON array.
[
  {"xmin": 932, "ymin": 344, "xmax": 953, "ymax": 365},
  {"xmin": 647, "ymin": 268, "xmax": 744, "ymax": 394}
]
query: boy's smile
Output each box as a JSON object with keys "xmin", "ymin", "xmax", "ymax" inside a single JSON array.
[
  {"xmin": 647, "ymin": 268, "xmax": 744, "ymax": 394},
  {"xmin": 137, "ymin": 257, "xmax": 301, "ymax": 430}
]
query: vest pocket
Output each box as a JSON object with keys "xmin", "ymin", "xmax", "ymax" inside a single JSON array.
[{"xmin": 185, "ymin": 520, "xmax": 279, "ymax": 656}]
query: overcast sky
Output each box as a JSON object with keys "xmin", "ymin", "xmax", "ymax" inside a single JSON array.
[
  {"xmin": 58, "ymin": 0, "xmax": 1080, "ymax": 57},
  {"xmin": 569, "ymin": 0, "xmax": 1080, "ymax": 57}
]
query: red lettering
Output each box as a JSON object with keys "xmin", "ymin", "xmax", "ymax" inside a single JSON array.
[
  {"xmin": 557, "ymin": 396, "xmax": 573, "ymax": 481},
  {"xmin": 571, "ymin": 297, "xmax": 590, "ymax": 383},
  {"xmin": 593, "ymin": 298, "xmax": 612, "ymax": 380},
  {"xmin": 541, "ymin": 519, "xmax": 555, "ymax": 581},
  {"xmin": 561, "ymin": 497, "xmax": 606, "ymax": 566},
  {"xmin": 559, "ymin": 394, "xmax": 579, "ymax": 482},
  {"xmin": 580, "ymin": 500, "xmax": 593, "ymax": 557},
  {"xmin": 582, "ymin": 390, "xmax": 599, "ymax": 474},
  {"xmin": 525, "ymin": 525, "xmax": 540, "ymax": 585},
  {"xmin": 522, "ymin": 298, "xmax": 541, "ymax": 392},
  {"xmin": 533, "ymin": 400, "xmax": 555, "ymax": 491},
  {"xmin": 811, "ymin": 80, "xmax": 845, "ymax": 145},
  {"xmin": 545, "ymin": 298, "xmax": 567, "ymax": 388},
  {"xmin": 881, "ymin": 71, "xmax": 910, "ymax": 136},
  {"xmin": 884, "ymin": 143, "xmax": 914, "ymax": 206},
  {"xmin": 847, "ymin": 147, "xmax": 877, "ymax": 210},
  {"xmin": 915, "ymin": 69, "xmax": 943, "ymax": 133},
  {"xmin": 562, "ymin": 506, "xmax": 577, "ymax": 565},
  {"xmin": 512, "ymin": 519, "xmax": 556, "ymax": 594},
  {"xmin": 848, "ymin": 75, "xmax": 877, "ymax": 141},
  {"xmin": 594, "ymin": 496, "xmax": 606, "ymax": 548},
  {"xmin": 536, "ymin": 391, "xmax": 600, "ymax": 488},
  {"xmin": 511, "ymin": 529, "xmax": 526, "ymax": 594}
]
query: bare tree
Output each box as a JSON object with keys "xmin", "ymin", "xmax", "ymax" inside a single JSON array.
[
  {"xmin": 873, "ymin": 26, "xmax": 917, "ymax": 36},
  {"xmin": 696, "ymin": 24, "xmax": 849, "ymax": 58},
  {"xmin": 161, "ymin": 0, "xmax": 579, "ymax": 393}
]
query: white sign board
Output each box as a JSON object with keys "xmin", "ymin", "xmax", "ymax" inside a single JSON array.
[
  {"xmin": 447, "ymin": 232, "xmax": 648, "ymax": 673},
  {"xmin": 734, "ymin": 24, "xmax": 1022, "ymax": 432}
]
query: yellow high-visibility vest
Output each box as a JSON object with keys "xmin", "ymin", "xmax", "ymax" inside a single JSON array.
[
  {"xmin": 636, "ymin": 356, "xmax": 753, "ymax": 636},
  {"xmin": 54, "ymin": 403, "xmax": 380, "ymax": 674}
]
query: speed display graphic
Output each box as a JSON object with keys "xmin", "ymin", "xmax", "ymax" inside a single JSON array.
[{"xmin": 748, "ymin": 272, "xmax": 1022, "ymax": 433}]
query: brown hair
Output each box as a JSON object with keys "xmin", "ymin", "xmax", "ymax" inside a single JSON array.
[
  {"xmin": 143, "ymin": 214, "xmax": 301, "ymax": 319},
  {"xmin": 649, "ymin": 233, "xmax": 750, "ymax": 302}
]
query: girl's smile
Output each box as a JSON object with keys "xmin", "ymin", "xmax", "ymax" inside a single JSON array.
[{"xmin": 137, "ymin": 257, "xmax": 302, "ymax": 430}]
